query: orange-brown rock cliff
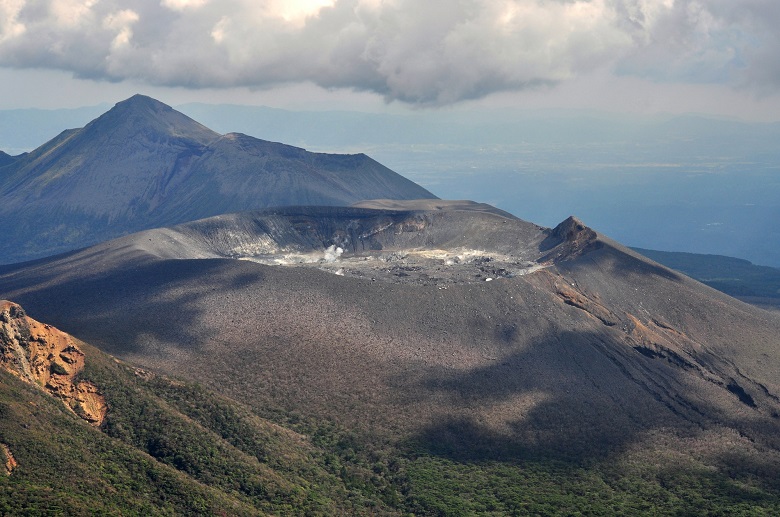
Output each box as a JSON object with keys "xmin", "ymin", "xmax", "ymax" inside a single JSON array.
[{"xmin": 0, "ymin": 300, "xmax": 106, "ymax": 426}]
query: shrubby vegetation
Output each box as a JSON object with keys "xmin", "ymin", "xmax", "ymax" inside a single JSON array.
[
  {"xmin": 0, "ymin": 369, "xmax": 259, "ymax": 515},
  {"xmin": 402, "ymin": 456, "xmax": 780, "ymax": 516},
  {"xmin": 3, "ymin": 343, "xmax": 780, "ymax": 515}
]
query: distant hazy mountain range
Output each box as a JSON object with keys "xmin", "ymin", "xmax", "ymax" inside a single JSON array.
[{"xmin": 0, "ymin": 95, "xmax": 434, "ymax": 264}]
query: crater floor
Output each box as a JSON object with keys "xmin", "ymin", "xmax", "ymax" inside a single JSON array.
[{"xmin": 239, "ymin": 247, "xmax": 548, "ymax": 285}]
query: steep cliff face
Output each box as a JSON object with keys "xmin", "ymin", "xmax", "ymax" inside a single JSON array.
[{"xmin": 0, "ymin": 300, "xmax": 106, "ymax": 425}]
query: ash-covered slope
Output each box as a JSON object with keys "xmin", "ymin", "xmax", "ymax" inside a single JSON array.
[
  {"xmin": 3, "ymin": 202, "xmax": 780, "ymax": 476},
  {"xmin": 0, "ymin": 95, "xmax": 435, "ymax": 265}
]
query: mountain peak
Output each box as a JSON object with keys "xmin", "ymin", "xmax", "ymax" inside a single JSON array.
[
  {"xmin": 81, "ymin": 94, "xmax": 219, "ymax": 144},
  {"xmin": 123, "ymin": 93, "xmax": 166, "ymax": 105},
  {"xmin": 112, "ymin": 94, "xmax": 176, "ymax": 115},
  {"xmin": 541, "ymin": 215, "xmax": 600, "ymax": 263},
  {"xmin": 551, "ymin": 216, "xmax": 592, "ymax": 241}
]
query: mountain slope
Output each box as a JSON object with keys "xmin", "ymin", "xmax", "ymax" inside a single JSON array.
[
  {"xmin": 5, "ymin": 294, "xmax": 778, "ymax": 515},
  {"xmin": 2, "ymin": 203, "xmax": 780, "ymax": 513},
  {"xmin": 0, "ymin": 95, "xmax": 435, "ymax": 265},
  {"xmin": 0, "ymin": 152, "xmax": 15, "ymax": 168},
  {"xmin": 0, "ymin": 301, "xmax": 404, "ymax": 515}
]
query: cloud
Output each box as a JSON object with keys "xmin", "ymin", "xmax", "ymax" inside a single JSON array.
[
  {"xmin": 0, "ymin": 0, "xmax": 26, "ymax": 43},
  {"xmin": 0, "ymin": 0, "xmax": 778, "ymax": 105},
  {"xmin": 103, "ymin": 9, "xmax": 139, "ymax": 50},
  {"xmin": 161, "ymin": 0, "xmax": 208, "ymax": 11}
]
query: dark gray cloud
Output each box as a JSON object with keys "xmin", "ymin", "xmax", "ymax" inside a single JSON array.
[{"xmin": 1, "ymin": 0, "xmax": 778, "ymax": 105}]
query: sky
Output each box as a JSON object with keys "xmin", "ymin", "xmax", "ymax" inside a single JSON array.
[{"xmin": 1, "ymin": 0, "xmax": 780, "ymax": 120}]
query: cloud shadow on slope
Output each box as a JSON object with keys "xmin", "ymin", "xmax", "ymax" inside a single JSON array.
[
  {"xmin": 0, "ymin": 257, "xmax": 266, "ymax": 357},
  {"xmin": 403, "ymin": 327, "xmax": 780, "ymax": 469}
]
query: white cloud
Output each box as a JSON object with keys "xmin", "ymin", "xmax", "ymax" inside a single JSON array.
[
  {"xmin": 50, "ymin": 0, "xmax": 99, "ymax": 29},
  {"xmin": 103, "ymin": 9, "xmax": 139, "ymax": 50},
  {"xmin": 210, "ymin": 15, "xmax": 227, "ymax": 43},
  {"xmin": 267, "ymin": 0, "xmax": 335, "ymax": 25},
  {"xmin": 0, "ymin": 0, "xmax": 26, "ymax": 43},
  {"xmin": 0, "ymin": 0, "xmax": 778, "ymax": 105},
  {"xmin": 162, "ymin": 0, "xmax": 209, "ymax": 11}
]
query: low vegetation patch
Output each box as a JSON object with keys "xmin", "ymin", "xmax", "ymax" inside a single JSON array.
[{"xmin": 3, "ymin": 344, "xmax": 780, "ymax": 515}]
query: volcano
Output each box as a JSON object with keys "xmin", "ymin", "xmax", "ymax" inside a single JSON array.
[
  {"xmin": 0, "ymin": 95, "xmax": 435, "ymax": 264},
  {"xmin": 3, "ymin": 98, "xmax": 780, "ymax": 514},
  {"xmin": 3, "ymin": 202, "xmax": 780, "ymax": 507}
]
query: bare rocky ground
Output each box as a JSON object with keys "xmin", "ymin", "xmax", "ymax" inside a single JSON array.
[
  {"xmin": 296, "ymin": 249, "xmax": 546, "ymax": 286},
  {"xmin": 0, "ymin": 301, "xmax": 107, "ymax": 425}
]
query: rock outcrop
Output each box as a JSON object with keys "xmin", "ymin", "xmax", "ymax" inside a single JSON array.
[
  {"xmin": 541, "ymin": 215, "xmax": 601, "ymax": 263},
  {"xmin": 2, "ymin": 443, "xmax": 16, "ymax": 475},
  {"xmin": 0, "ymin": 301, "xmax": 106, "ymax": 426}
]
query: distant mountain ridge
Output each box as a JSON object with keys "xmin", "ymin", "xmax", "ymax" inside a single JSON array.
[
  {"xmin": 634, "ymin": 247, "xmax": 780, "ymax": 309},
  {"xmin": 0, "ymin": 95, "xmax": 435, "ymax": 265}
]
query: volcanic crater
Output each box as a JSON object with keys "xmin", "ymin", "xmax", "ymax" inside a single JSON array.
[{"xmin": 123, "ymin": 200, "xmax": 557, "ymax": 286}]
